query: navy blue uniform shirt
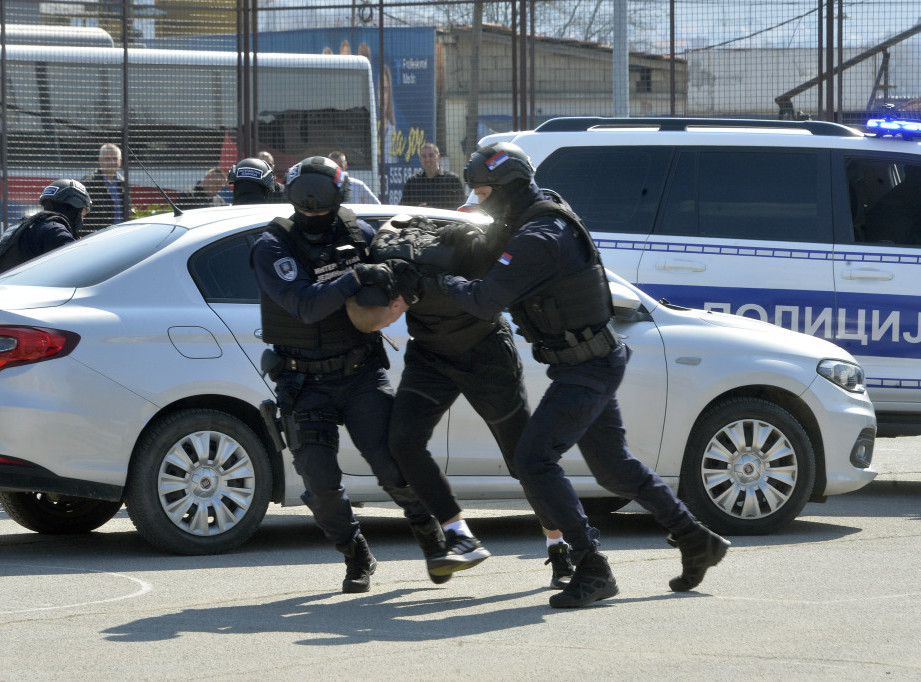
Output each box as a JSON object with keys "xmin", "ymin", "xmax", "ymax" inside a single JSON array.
[
  {"xmin": 251, "ymin": 218, "xmax": 373, "ymax": 327},
  {"xmin": 441, "ymin": 205, "xmax": 592, "ymax": 320}
]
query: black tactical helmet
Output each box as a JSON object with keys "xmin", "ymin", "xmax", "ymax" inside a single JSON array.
[
  {"xmin": 284, "ymin": 156, "xmax": 350, "ymax": 212},
  {"xmin": 464, "ymin": 142, "xmax": 535, "ymax": 188},
  {"xmin": 39, "ymin": 179, "xmax": 92, "ymax": 213},
  {"xmin": 227, "ymin": 157, "xmax": 275, "ymax": 190}
]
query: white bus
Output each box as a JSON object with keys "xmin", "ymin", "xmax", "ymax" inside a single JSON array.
[{"xmin": 1, "ymin": 45, "xmax": 378, "ymax": 218}]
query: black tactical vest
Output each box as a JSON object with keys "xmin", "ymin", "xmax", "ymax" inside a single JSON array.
[
  {"xmin": 259, "ymin": 207, "xmax": 379, "ymax": 353},
  {"xmin": 507, "ymin": 200, "xmax": 614, "ymax": 355}
]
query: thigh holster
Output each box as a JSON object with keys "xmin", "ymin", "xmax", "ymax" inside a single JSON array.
[{"xmin": 282, "ymin": 408, "xmax": 340, "ymax": 450}]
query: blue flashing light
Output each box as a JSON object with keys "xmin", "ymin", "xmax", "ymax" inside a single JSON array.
[{"xmin": 866, "ymin": 114, "xmax": 921, "ymax": 140}]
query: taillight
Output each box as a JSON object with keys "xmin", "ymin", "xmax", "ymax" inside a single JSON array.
[{"xmin": 0, "ymin": 326, "xmax": 80, "ymax": 370}]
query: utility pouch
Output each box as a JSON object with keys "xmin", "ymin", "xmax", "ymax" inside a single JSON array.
[
  {"xmin": 280, "ymin": 410, "xmax": 302, "ymax": 451},
  {"xmin": 260, "ymin": 348, "xmax": 285, "ymax": 382}
]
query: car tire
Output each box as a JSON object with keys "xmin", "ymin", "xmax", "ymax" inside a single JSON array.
[
  {"xmin": 680, "ymin": 397, "xmax": 816, "ymax": 535},
  {"xmin": 125, "ymin": 409, "xmax": 271, "ymax": 555},
  {"xmin": 0, "ymin": 492, "xmax": 122, "ymax": 534}
]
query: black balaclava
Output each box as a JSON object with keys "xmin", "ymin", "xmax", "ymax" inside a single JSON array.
[
  {"xmin": 481, "ymin": 179, "xmax": 541, "ymax": 229},
  {"xmin": 292, "ymin": 209, "xmax": 337, "ymax": 244},
  {"xmin": 48, "ymin": 202, "xmax": 83, "ymax": 237},
  {"xmin": 232, "ymin": 180, "xmax": 269, "ymax": 206}
]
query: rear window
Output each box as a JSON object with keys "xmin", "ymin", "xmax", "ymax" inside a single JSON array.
[
  {"xmin": 658, "ymin": 149, "xmax": 832, "ymax": 242},
  {"xmin": 0, "ymin": 222, "xmax": 185, "ymax": 287},
  {"xmin": 535, "ymin": 146, "xmax": 672, "ymax": 234}
]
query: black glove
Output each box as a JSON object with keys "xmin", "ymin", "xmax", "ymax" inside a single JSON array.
[
  {"xmin": 352, "ymin": 263, "xmax": 396, "ymax": 305},
  {"xmin": 439, "ymin": 221, "xmax": 478, "ymax": 246},
  {"xmin": 387, "ymin": 259, "xmax": 422, "ymax": 304},
  {"xmin": 353, "ymin": 262, "xmax": 391, "ymax": 287}
]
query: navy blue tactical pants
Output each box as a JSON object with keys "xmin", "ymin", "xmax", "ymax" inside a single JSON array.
[
  {"xmin": 513, "ymin": 343, "xmax": 697, "ymax": 553},
  {"xmin": 275, "ymin": 360, "xmax": 431, "ymax": 547},
  {"xmin": 389, "ymin": 324, "xmax": 558, "ymax": 530}
]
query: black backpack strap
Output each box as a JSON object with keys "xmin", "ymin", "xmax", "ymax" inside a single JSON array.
[
  {"xmin": 336, "ymin": 206, "xmax": 370, "ymax": 259},
  {"xmin": 0, "ymin": 212, "xmax": 64, "ymax": 273}
]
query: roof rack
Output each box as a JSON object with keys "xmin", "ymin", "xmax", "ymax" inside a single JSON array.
[{"xmin": 534, "ymin": 117, "xmax": 864, "ymax": 137}]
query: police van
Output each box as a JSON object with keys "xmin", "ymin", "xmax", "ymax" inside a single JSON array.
[{"xmin": 478, "ymin": 116, "xmax": 921, "ymax": 436}]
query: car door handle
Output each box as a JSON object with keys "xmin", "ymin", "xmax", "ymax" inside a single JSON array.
[
  {"xmin": 655, "ymin": 259, "xmax": 706, "ymax": 272},
  {"xmin": 840, "ymin": 267, "xmax": 894, "ymax": 281}
]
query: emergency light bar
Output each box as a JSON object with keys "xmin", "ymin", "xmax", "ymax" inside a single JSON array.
[{"xmin": 866, "ymin": 115, "xmax": 921, "ymax": 140}]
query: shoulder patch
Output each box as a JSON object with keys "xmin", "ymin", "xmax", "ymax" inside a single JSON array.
[
  {"xmin": 498, "ymin": 252, "xmax": 513, "ymax": 265},
  {"xmin": 273, "ymin": 257, "xmax": 298, "ymax": 281}
]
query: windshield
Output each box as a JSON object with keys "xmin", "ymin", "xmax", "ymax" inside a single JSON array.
[{"xmin": 0, "ymin": 222, "xmax": 185, "ymax": 288}]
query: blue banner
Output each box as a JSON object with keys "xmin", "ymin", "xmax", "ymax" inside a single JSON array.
[{"xmin": 255, "ymin": 27, "xmax": 436, "ymax": 204}]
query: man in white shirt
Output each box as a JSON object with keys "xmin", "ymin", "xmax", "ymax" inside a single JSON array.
[{"xmin": 329, "ymin": 151, "xmax": 381, "ymax": 204}]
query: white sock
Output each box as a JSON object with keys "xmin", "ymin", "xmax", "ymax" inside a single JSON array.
[
  {"xmin": 443, "ymin": 520, "xmax": 472, "ymax": 538},
  {"xmin": 546, "ymin": 535, "xmax": 567, "ymax": 548}
]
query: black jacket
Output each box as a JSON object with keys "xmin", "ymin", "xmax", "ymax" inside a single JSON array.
[{"xmin": 80, "ymin": 168, "xmax": 128, "ymax": 235}]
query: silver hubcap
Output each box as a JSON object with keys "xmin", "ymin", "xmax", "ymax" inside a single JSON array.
[
  {"xmin": 157, "ymin": 430, "xmax": 256, "ymax": 536},
  {"xmin": 700, "ymin": 418, "xmax": 798, "ymax": 520}
]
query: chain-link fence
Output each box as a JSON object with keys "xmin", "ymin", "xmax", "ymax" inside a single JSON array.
[{"xmin": 2, "ymin": 0, "xmax": 920, "ymax": 227}]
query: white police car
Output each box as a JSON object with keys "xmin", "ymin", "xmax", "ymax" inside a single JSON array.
[
  {"xmin": 476, "ymin": 116, "xmax": 921, "ymax": 436},
  {"xmin": 0, "ymin": 203, "xmax": 875, "ymax": 554}
]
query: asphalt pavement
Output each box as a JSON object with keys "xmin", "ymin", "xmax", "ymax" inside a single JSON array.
[{"xmin": 1, "ymin": 437, "xmax": 919, "ymax": 680}]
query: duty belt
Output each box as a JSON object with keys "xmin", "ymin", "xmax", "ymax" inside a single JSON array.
[
  {"xmin": 533, "ymin": 320, "xmax": 620, "ymax": 365},
  {"xmin": 284, "ymin": 344, "xmax": 374, "ymax": 376}
]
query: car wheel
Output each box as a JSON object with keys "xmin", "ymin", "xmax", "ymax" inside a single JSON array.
[
  {"xmin": 125, "ymin": 409, "xmax": 271, "ymax": 555},
  {"xmin": 681, "ymin": 397, "xmax": 816, "ymax": 535},
  {"xmin": 0, "ymin": 492, "xmax": 122, "ymax": 534}
]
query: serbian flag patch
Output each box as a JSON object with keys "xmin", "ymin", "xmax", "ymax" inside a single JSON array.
[
  {"xmin": 486, "ymin": 151, "xmax": 509, "ymax": 170},
  {"xmin": 498, "ymin": 252, "xmax": 513, "ymax": 265}
]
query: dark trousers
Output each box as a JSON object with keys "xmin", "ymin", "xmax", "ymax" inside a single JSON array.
[
  {"xmin": 389, "ymin": 324, "xmax": 558, "ymax": 530},
  {"xmin": 275, "ymin": 361, "xmax": 431, "ymax": 546},
  {"xmin": 513, "ymin": 343, "xmax": 696, "ymax": 552}
]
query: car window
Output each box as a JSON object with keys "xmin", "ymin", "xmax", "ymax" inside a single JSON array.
[
  {"xmin": 846, "ymin": 156, "xmax": 921, "ymax": 246},
  {"xmin": 658, "ymin": 149, "xmax": 832, "ymax": 242},
  {"xmin": 189, "ymin": 230, "xmax": 262, "ymax": 303},
  {"xmin": 187, "ymin": 216, "xmax": 477, "ymax": 304},
  {"xmin": 535, "ymin": 146, "xmax": 671, "ymax": 234},
  {"xmin": 0, "ymin": 222, "xmax": 185, "ymax": 287}
]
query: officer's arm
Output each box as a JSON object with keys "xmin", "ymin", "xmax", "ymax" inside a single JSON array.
[
  {"xmin": 437, "ymin": 222, "xmax": 499, "ymax": 277},
  {"xmin": 252, "ymin": 237, "xmax": 360, "ymax": 324},
  {"xmin": 441, "ymin": 231, "xmax": 558, "ymax": 319}
]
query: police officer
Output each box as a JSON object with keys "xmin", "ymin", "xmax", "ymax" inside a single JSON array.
[
  {"xmin": 435, "ymin": 142, "xmax": 730, "ymax": 608},
  {"xmin": 370, "ymin": 216, "xmax": 573, "ymax": 587},
  {"xmin": 0, "ymin": 179, "xmax": 92, "ymax": 273},
  {"xmin": 228, "ymin": 157, "xmax": 286, "ymax": 205},
  {"xmin": 250, "ymin": 156, "xmax": 443, "ymax": 593}
]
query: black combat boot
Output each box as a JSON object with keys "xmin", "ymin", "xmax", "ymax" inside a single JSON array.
[
  {"xmin": 667, "ymin": 522, "xmax": 730, "ymax": 592},
  {"xmin": 337, "ymin": 533, "xmax": 378, "ymax": 594},
  {"xmin": 548, "ymin": 548, "xmax": 619, "ymax": 608},
  {"xmin": 545, "ymin": 543, "xmax": 574, "ymax": 590},
  {"xmin": 410, "ymin": 517, "xmax": 452, "ymax": 585}
]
